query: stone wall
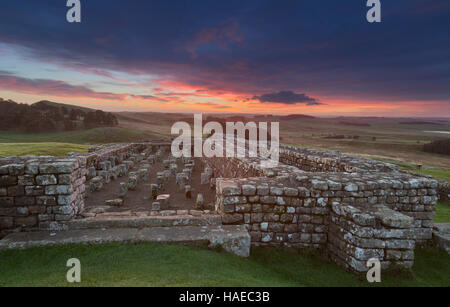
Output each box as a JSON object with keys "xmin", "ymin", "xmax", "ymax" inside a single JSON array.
[
  {"xmin": 216, "ymin": 172, "xmax": 436, "ymax": 249},
  {"xmin": 280, "ymin": 145, "xmax": 398, "ymax": 173},
  {"xmin": 328, "ymin": 203, "xmax": 417, "ymax": 272},
  {"xmin": 437, "ymin": 180, "xmax": 449, "ymax": 204},
  {"xmin": 0, "ymin": 157, "xmax": 86, "ymax": 236},
  {"xmin": 0, "ymin": 139, "xmax": 442, "ymax": 273},
  {"xmin": 212, "ymin": 144, "xmax": 438, "ymax": 272}
]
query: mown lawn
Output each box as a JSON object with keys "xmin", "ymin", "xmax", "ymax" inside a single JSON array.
[{"xmin": 0, "ymin": 243, "xmax": 448, "ymax": 287}]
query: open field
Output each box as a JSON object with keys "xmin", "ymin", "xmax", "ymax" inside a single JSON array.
[
  {"xmin": 1, "ymin": 114, "xmax": 448, "ymax": 170},
  {"xmin": 117, "ymin": 113, "xmax": 450, "ymax": 169},
  {"xmin": 0, "ymin": 142, "xmax": 90, "ymax": 157},
  {"xmin": 0, "ymin": 127, "xmax": 163, "ymax": 144},
  {"xmin": 0, "ymin": 127, "xmax": 164, "ymax": 156},
  {"xmin": 1, "ymin": 114, "xmax": 448, "ymax": 179}
]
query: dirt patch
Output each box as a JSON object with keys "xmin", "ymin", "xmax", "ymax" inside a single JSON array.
[{"xmin": 85, "ymin": 158, "xmax": 216, "ymax": 211}]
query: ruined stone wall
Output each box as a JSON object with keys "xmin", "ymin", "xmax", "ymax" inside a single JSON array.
[
  {"xmin": 216, "ymin": 171, "xmax": 437, "ymax": 248},
  {"xmin": 280, "ymin": 145, "xmax": 398, "ymax": 173},
  {"xmin": 328, "ymin": 203, "xmax": 418, "ymax": 272},
  {"xmin": 0, "ymin": 142, "xmax": 170, "ymax": 237},
  {"xmin": 437, "ymin": 180, "xmax": 449, "ymax": 204},
  {"xmin": 0, "ymin": 157, "xmax": 86, "ymax": 236},
  {"xmin": 211, "ymin": 143, "xmax": 438, "ymax": 272}
]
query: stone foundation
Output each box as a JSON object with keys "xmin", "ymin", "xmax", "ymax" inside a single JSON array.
[
  {"xmin": 0, "ymin": 157, "xmax": 86, "ymax": 235},
  {"xmin": 0, "ymin": 139, "xmax": 443, "ymax": 273}
]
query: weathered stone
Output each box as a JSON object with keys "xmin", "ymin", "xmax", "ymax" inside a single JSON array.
[
  {"xmin": 105, "ymin": 199, "xmax": 124, "ymax": 207},
  {"xmin": 119, "ymin": 182, "xmax": 127, "ymax": 199},
  {"xmin": 36, "ymin": 175, "xmax": 57, "ymax": 185},
  {"xmin": 127, "ymin": 176, "xmax": 138, "ymax": 191},
  {"xmin": 150, "ymin": 184, "xmax": 158, "ymax": 200},
  {"xmin": 90, "ymin": 177, "xmax": 103, "ymax": 192},
  {"xmin": 156, "ymin": 194, "xmax": 170, "ymax": 210},
  {"xmin": 242, "ymin": 184, "xmax": 256, "ymax": 196},
  {"xmin": 196, "ymin": 193, "xmax": 204, "ymax": 209}
]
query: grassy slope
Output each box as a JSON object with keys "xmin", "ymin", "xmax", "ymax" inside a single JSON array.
[
  {"xmin": 369, "ymin": 157, "xmax": 450, "ymax": 181},
  {"xmin": 0, "ymin": 127, "xmax": 161, "ymax": 156},
  {"xmin": 0, "ymin": 143, "xmax": 90, "ymax": 156},
  {"xmin": 0, "ymin": 243, "xmax": 448, "ymax": 287},
  {"xmin": 0, "ymin": 127, "xmax": 159, "ymax": 144}
]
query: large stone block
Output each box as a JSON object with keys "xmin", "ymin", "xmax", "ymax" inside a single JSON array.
[
  {"xmin": 39, "ymin": 162, "xmax": 76, "ymax": 174},
  {"xmin": 36, "ymin": 175, "xmax": 57, "ymax": 185}
]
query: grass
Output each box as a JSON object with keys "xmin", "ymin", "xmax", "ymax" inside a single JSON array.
[
  {"xmin": 435, "ymin": 202, "xmax": 450, "ymax": 223},
  {"xmin": 0, "ymin": 127, "xmax": 162, "ymax": 156},
  {"xmin": 0, "ymin": 142, "xmax": 90, "ymax": 156},
  {"xmin": 0, "ymin": 127, "xmax": 160, "ymax": 145},
  {"xmin": 0, "ymin": 243, "xmax": 448, "ymax": 287},
  {"xmin": 369, "ymin": 157, "xmax": 450, "ymax": 181}
]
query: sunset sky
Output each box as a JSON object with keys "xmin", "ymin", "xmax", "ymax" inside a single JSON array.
[{"xmin": 0, "ymin": 0, "xmax": 449, "ymax": 116}]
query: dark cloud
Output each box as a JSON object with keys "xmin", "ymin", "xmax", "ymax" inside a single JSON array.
[
  {"xmin": 253, "ymin": 91, "xmax": 322, "ymax": 105},
  {"xmin": 0, "ymin": 0, "xmax": 449, "ymax": 104}
]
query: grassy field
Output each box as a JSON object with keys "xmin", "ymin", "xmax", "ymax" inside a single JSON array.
[
  {"xmin": 369, "ymin": 157, "xmax": 450, "ymax": 181},
  {"xmin": 0, "ymin": 143, "xmax": 90, "ymax": 156},
  {"xmin": 0, "ymin": 127, "xmax": 164, "ymax": 156},
  {"xmin": 0, "ymin": 243, "xmax": 448, "ymax": 287},
  {"xmin": 0, "ymin": 127, "xmax": 162, "ymax": 144}
]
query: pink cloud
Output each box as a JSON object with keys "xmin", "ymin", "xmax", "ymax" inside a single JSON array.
[{"xmin": 0, "ymin": 75, "xmax": 165, "ymax": 102}]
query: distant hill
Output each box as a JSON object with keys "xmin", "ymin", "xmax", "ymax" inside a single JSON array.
[
  {"xmin": 280, "ymin": 114, "xmax": 315, "ymax": 120},
  {"xmin": 0, "ymin": 98, "xmax": 118, "ymax": 133},
  {"xmin": 399, "ymin": 121, "xmax": 444, "ymax": 126},
  {"xmin": 338, "ymin": 121, "xmax": 371, "ymax": 127},
  {"xmin": 32, "ymin": 100, "xmax": 99, "ymax": 113}
]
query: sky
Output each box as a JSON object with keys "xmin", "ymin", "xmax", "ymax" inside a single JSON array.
[{"xmin": 0, "ymin": 0, "xmax": 449, "ymax": 117}]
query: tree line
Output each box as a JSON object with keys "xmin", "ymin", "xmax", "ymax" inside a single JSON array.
[
  {"xmin": 423, "ymin": 139, "xmax": 450, "ymax": 156},
  {"xmin": 0, "ymin": 98, "xmax": 118, "ymax": 132}
]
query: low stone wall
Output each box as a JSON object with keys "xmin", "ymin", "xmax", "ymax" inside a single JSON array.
[
  {"xmin": 437, "ymin": 180, "xmax": 449, "ymax": 204},
  {"xmin": 216, "ymin": 172, "xmax": 436, "ymax": 249},
  {"xmin": 328, "ymin": 203, "xmax": 416, "ymax": 272},
  {"xmin": 0, "ymin": 157, "xmax": 86, "ymax": 236},
  {"xmin": 212, "ymin": 142, "xmax": 438, "ymax": 272},
  {"xmin": 280, "ymin": 145, "xmax": 398, "ymax": 173},
  {"xmin": 73, "ymin": 143, "xmax": 146, "ymax": 169}
]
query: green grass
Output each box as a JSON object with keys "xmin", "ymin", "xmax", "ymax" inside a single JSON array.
[
  {"xmin": 0, "ymin": 243, "xmax": 449, "ymax": 287},
  {"xmin": 0, "ymin": 127, "xmax": 159, "ymax": 145},
  {"xmin": 0, "ymin": 127, "xmax": 162, "ymax": 156},
  {"xmin": 0, "ymin": 142, "xmax": 90, "ymax": 156},
  {"xmin": 435, "ymin": 202, "xmax": 450, "ymax": 223},
  {"xmin": 370, "ymin": 157, "xmax": 450, "ymax": 181}
]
